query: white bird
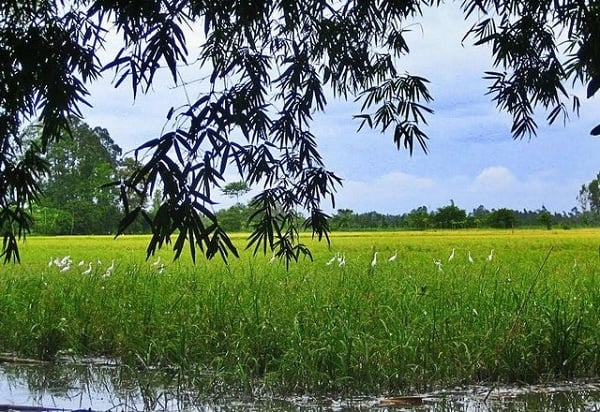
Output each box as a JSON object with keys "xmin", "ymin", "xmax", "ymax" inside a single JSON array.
[
  {"xmin": 326, "ymin": 254, "xmax": 337, "ymax": 266},
  {"xmin": 448, "ymin": 248, "xmax": 455, "ymax": 261},
  {"xmin": 336, "ymin": 253, "xmax": 344, "ymax": 264},
  {"xmin": 103, "ymin": 259, "xmax": 115, "ymax": 277},
  {"xmin": 338, "ymin": 254, "xmax": 346, "ymax": 267},
  {"xmin": 81, "ymin": 262, "xmax": 92, "ymax": 275},
  {"xmin": 468, "ymin": 251, "xmax": 474, "ymax": 264},
  {"xmin": 371, "ymin": 252, "xmax": 378, "ymax": 267},
  {"xmin": 60, "ymin": 255, "xmax": 72, "ymax": 267},
  {"xmin": 433, "ymin": 259, "xmax": 443, "ymax": 272},
  {"xmin": 388, "ymin": 250, "xmax": 398, "ymax": 262},
  {"xmin": 486, "ymin": 249, "xmax": 494, "ymax": 262}
]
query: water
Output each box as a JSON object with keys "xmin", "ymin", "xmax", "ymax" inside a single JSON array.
[{"xmin": 1, "ymin": 359, "xmax": 599, "ymax": 411}]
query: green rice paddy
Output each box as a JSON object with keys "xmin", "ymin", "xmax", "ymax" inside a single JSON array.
[{"xmin": 0, "ymin": 229, "xmax": 599, "ymax": 395}]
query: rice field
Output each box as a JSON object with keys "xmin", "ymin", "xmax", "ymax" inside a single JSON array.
[{"xmin": 0, "ymin": 229, "xmax": 599, "ymax": 395}]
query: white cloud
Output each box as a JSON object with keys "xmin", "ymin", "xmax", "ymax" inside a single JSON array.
[
  {"xmin": 380, "ymin": 172, "xmax": 435, "ymax": 190},
  {"xmin": 471, "ymin": 166, "xmax": 518, "ymax": 192}
]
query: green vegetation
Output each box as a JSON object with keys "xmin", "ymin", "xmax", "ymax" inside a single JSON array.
[{"xmin": 1, "ymin": 230, "xmax": 599, "ymax": 395}]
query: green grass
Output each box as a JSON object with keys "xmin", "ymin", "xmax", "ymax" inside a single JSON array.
[{"xmin": 1, "ymin": 229, "xmax": 600, "ymax": 395}]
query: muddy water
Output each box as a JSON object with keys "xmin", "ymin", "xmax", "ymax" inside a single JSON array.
[{"xmin": 0, "ymin": 360, "xmax": 599, "ymax": 411}]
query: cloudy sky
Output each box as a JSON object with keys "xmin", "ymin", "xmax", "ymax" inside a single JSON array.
[{"xmin": 81, "ymin": 3, "xmax": 600, "ymax": 216}]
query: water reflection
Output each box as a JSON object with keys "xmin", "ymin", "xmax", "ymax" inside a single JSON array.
[{"xmin": 0, "ymin": 360, "xmax": 599, "ymax": 411}]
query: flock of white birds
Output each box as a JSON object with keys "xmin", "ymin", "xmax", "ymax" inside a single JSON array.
[
  {"xmin": 48, "ymin": 255, "xmax": 168, "ymax": 276},
  {"xmin": 320, "ymin": 248, "xmax": 496, "ymax": 272},
  {"xmin": 49, "ymin": 248, "xmax": 496, "ymax": 274},
  {"xmin": 48, "ymin": 255, "xmax": 117, "ymax": 277}
]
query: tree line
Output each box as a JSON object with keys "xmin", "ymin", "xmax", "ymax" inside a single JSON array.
[
  {"xmin": 215, "ymin": 200, "xmax": 589, "ymax": 233},
  {"xmin": 27, "ymin": 119, "xmax": 600, "ymax": 235}
]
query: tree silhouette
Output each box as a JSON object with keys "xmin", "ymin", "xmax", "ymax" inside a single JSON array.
[{"xmin": 222, "ymin": 181, "xmax": 251, "ymax": 204}]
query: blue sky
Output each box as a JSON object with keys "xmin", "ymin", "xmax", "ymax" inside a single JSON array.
[{"xmin": 82, "ymin": 4, "xmax": 600, "ymax": 216}]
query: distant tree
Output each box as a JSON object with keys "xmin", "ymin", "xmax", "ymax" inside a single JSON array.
[
  {"xmin": 330, "ymin": 209, "xmax": 355, "ymax": 230},
  {"xmin": 487, "ymin": 208, "xmax": 517, "ymax": 229},
  {"xmin": 579, "ymin": 173, "xmax": 600, "ymax": 213},
  {"xmin": 216, "ymin": 203, "xmax": 252, "ymax": 232},
  {"xmin": 578, "ymin": 172, "xmax": 600, "ymax": 225},
  {"xmin": 468, "ymin": 205, "xmax": 490, "ymax": 228},
  {"xmin": 34, "ymin": 119, "xmax": 122, "ymax": 234},
  {"xmin": 537, "ymin": 210, "xmax": 553, "ymax": 230},
  {"xmin": 406, "ymin": 206, "xmax": 430, "ymax": 230},
  {"xmin": 433, "ymin": 201, "xmax": 467, "ymax": 229},
  {"xmin": 222, "ymin": 181, "xmax": 251, "ymax": 204}
]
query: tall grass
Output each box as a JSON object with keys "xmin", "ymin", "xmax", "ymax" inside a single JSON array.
[{"xmin": 0, "ymin": 230, "xmax": 599, "ymax": 394}]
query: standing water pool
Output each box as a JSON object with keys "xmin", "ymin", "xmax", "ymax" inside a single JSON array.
[{"xmin": 0, "ymin": 359, "xmax": 600, "ymax": 411}]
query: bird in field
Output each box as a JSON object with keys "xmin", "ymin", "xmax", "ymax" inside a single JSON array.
[
  {"xmin": 338, "ymin": 254, "xmax": 346, "ymax": 267},
  {"xmin": 60, "ymin": 255, "xmax": 72, "ymax": 267},
  {"xmin": 486, "ymin": 249, "xmax": 494, "ymax": 262},
  {"xmin": 448, "ymin": 248, "xmax": 455, "ymax": 261},
  {"xmin": 326, "ymin": 254, "xmax": 338, "ymax": 266},
  {"xmin": 371, "ymin": 252, "xmax": 378, "ymax": 267},
  {"xmin": 103, "ymin": 259, "xmax": 115, "ymax": 277},
  {"xmin": 81, "ymin": 262, "xmax": 92, "ymax": 275},
  {"xmin": 433, "ymin": 259, "xmax": 443, "ymax": 272},
  {"xmin": 468, "ymin": 251, "xmax": 474, "ymax": 264},
  {"xmin": 388, "ymin": 250, "xmax": 398, "ymax": 262}
]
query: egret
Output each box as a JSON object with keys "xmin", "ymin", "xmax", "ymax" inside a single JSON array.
[
  {"xmin": 371, "ymin": 252, "xmax": 378, "ymax": 267},
  {"xmin": 448, "ymin": 248, "xmax": 455, "ymax": 261},
  {"xmin": 433, "ymin": 259, "xmax": 443, "ymax": 272},
  {"xmin": 468, "ymin": 251, "xmax": 474, "ymax": 264},
  {"xmin": 103, "ymin": 259, "xmax": 115, "ymax": 277},
  {"xmin": 486, "ymin": 249, "xmax": 494, "ymax": 262},
  {"xmin": 81, "ymin": 262, "xmax": 92, "ymax": 275},
  {"xmin": 388, "ymin": 250, "xmax": 398, "ymax": 262},
  {"xmin": 60, "ymin": 255, "xmax": 71, "ymax": 266}
]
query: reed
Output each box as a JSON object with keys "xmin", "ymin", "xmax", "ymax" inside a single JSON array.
[{"xmin": 0, "ymin": 229, "xmax": 599, "ymax": 394}]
